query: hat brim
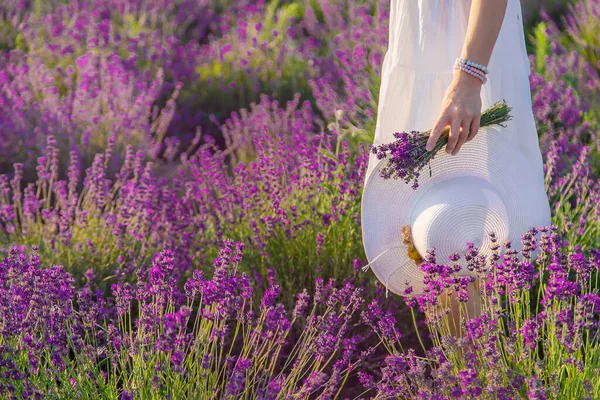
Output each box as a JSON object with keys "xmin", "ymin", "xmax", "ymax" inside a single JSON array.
[{"xmin": 361, "ymin": 126, "xmax": 552, "ymax": 297}]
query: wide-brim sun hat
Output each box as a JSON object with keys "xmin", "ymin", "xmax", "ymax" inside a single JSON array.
[{"xmin": 361, "ymin": 126, "xmax": 552, "ymax": 297}]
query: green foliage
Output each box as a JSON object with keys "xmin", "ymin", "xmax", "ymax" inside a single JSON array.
[
  {"xmin": 191, "ymin": 1, "xmax": 314, "ymax": 119},
  {"xmin": 532, "ymin": 22, "xmax": 551, "ymax": 75},
  {"xmin": 562, "ymin": 4, "xmax": 600, "ymax": 68}
]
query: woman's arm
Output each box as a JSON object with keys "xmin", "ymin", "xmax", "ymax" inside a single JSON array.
[{"xmin": 425, "ymin": 0, "xmax": 509, "ymax": 155}]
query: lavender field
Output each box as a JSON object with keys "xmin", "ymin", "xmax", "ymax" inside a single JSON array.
[{"xmin": 0, "ymin": 0, "xmax": 599, "ymax": 398}]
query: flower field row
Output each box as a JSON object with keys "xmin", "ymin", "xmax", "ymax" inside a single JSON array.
[{"xmin": 0, "ymin": 0, "xmax": 599, "ymax": 398}]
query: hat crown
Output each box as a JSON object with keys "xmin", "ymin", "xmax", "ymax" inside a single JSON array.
[{"xmin": 410, "ymin": 176, "xmax": 509, "ymax": 269}]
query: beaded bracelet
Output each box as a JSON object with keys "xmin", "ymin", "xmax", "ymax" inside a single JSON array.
[
  {"xmin": 456, "ymin": 57, "xmax": 488, "ymax": 75},
  {"xmin": 453, "ymin": 61, "xmax": 487, "ymax": 84},
  {"xmin": 453, "ymin": 60, "xmax": 487, "ymax": 78},
  {"xmin": 455, "ymin": 65, "xmax": 487, "ymax": 84},
  {"xmin": 453, "ymin": 59, "xmax": 487, "ymax": 79}
]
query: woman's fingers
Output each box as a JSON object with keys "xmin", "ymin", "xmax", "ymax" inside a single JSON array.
[
  {"xmin": 427, "ymin": 108, "xmax": 479, "ymax": 155},
  {"xmin": 445, "ymin": 118, "xmax": 462, "ymax": 154},
  {"xmin": 451, "ymin": 119, "xmax": 471, "ymax": 156},
  {"xmin": 467, "ymin": 114, "xmax": 481, "ymax": 142},
  {"xmin": 426, "ymin": 114, "xmax": 449, "ymax": 152}
]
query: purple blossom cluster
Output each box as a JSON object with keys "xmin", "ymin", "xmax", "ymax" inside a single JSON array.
[
  {"xmin": 0, "ymin": 49, "xmax": 179, "ymax": 172},
  {"xmin": 0, "ymin": 0, "xmax": 598, "ymax": 398},
  {"xmin": 0, "ymin": 0, "xmax": 390, "ymax": 173},
  {"xmin": 0, "ymin": 241, "xmax": 396, "ymax": 398},
  {"xmin": 527, "ymin": 5, "xmax": 600, "ymax": 249},
  {"xmin": 303, "ymin": 0, "xmax": 389, "ymax": 129},
  {"xmin": 370, "ymin": 130, "xmax": 427, "ymax": 190},
  {"xmin": 0, "ymin": 93, "xmax": 369, "ymax": 300},
  {"xmin": 1, "ymin": 225, "xmax": 599, "ymax": 398},
  {"xmin": 360, "ymin": 227, "xmax": 600, "ymax": 399}
]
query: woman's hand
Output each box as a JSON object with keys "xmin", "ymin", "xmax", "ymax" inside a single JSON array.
[{"xmin": 425, "ymin": 68, "xmax": 483, "ymax": 156}]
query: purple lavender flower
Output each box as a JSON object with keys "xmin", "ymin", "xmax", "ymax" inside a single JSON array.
[
  {"xmin": 521, "ymin": 318, "xmax": 539, "ymax": 350},
  {"xmin": 371, "ymin": 101, "xmax": 512, "ymax": 189}
]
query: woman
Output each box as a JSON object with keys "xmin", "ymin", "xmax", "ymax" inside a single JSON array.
[{"xmin": 364, "ymin": 0, "xmax": 547, "ymax": 337}]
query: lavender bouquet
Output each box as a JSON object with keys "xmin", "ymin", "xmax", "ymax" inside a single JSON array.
[{"xmin": 370, "ymin": 99, "xmax": 513, "ymax": 189}]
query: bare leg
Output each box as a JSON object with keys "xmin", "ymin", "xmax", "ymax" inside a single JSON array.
[{"xmin": 437, "ymin": 279, "xmax": 483, "ymax": 338}]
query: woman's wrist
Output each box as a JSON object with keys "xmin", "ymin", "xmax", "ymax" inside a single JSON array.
[{"xmin": 452, "ymin": 68, "xmax": 483, "ymax": 89}]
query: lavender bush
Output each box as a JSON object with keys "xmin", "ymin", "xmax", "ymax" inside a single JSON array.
[
  {"xmin": 524, "ymin": 3, "xmax": 600, "ymax": 250},
  {"xmin": 361, "ymin": 226, "xmax": 600, "ymax": 399},
  {"xmin": 0, "ymin": 241, "xmax": 410, "ymax": 399},
  {"xmin": 527, "ymin": 3, "xmax": 600, "ymax": 161},
  {"xmin": 0, "ymin": 0, "xmax": 390, "ymax": 172},
  {"xmin": 302, "ymin": 0, "xmax": 389, "ymax": 141},
  {"xmin": 0, "ymin": 0, "xmax": 599, "ymax": 397},
  {"xmin": 0, "ymin": 94, "xmax": 369, "ymax": 305},
  {"xmin": 0, "ymin": 49, "xmax": 180, "ymax": 173},
  {"xmin": 1, "ymin": 229, "xmax": 599, "ymax": 398}
]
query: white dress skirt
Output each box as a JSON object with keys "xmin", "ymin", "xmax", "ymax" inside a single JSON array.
[{"xmin": 364, "ymin": 0, "xmax": 546, "ymax": 186}]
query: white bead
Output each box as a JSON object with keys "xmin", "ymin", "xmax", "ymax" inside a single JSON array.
[{"xmin": 455, "ymin": 57, "xmax": 488, "ymax": 74}]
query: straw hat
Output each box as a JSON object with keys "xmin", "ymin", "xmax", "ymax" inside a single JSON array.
[{"xmin": 361, "ymin": 126, "xmax": 552, "ymax": 297}]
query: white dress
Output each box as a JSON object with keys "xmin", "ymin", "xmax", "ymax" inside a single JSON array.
[{"xmin": 364, "ymin": 0, "xmax": 545, "ymax": 186}]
